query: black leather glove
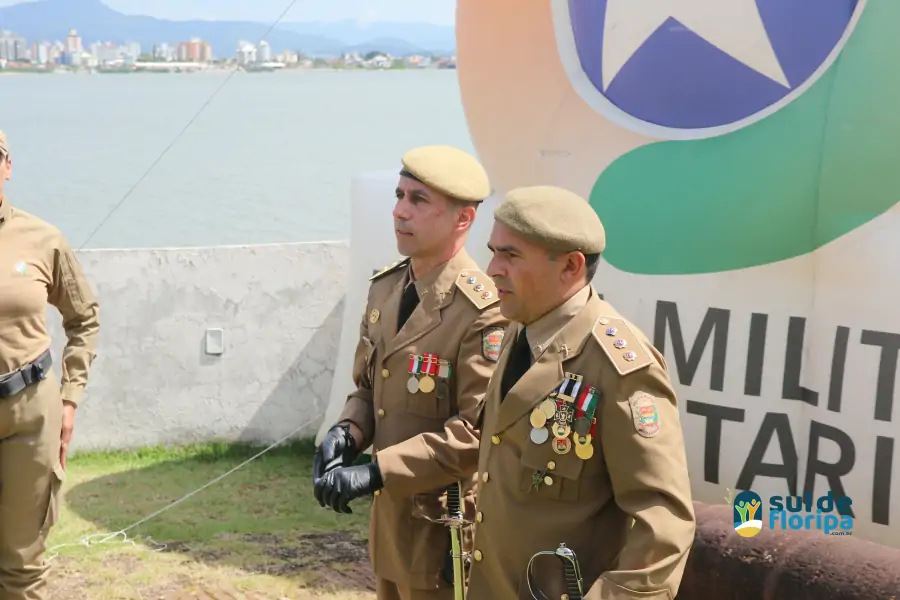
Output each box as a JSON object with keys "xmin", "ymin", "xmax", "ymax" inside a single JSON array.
[
  {"xmin": 312, "ymin": 423, "xmax": 359, "ymax": 483},
  {"xmin": 314, "ymin": 461, "xmax": 384, "ymax": 514}
]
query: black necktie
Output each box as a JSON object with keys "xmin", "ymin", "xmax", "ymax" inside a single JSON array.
[
  {"xmin": 500, "ymin": 327, "xmax": 531, "ymax": 400},
  {"xmin": 397, "ymin": 282, "xmax": 420, "ymax": 330}
]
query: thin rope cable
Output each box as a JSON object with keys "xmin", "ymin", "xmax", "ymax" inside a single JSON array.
[
  {"xmin": 77, "ymin": 0, "xmax": 303, "ymax": 250},
  {"xmin": 45, "ymin": 415, "xmax": 318, "ymax": 561}
]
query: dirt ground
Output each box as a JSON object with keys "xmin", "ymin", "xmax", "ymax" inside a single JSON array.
[{"xmin": 46, "ymin": 531, "xmax": 377, "ymax": 599}]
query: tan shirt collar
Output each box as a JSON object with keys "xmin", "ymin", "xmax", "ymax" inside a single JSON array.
[
  {"xmin": 519, "ymin": 284, "xmax": 592, "ymax": 361},
  {"xmin": 404, "ymin": 248, "xmax": 475, "ymax": 306}
]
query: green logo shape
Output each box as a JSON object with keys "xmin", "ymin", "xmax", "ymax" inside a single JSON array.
[{"xmin": 591, "ymin": 1, "xmax": 899, "ymax": 275}]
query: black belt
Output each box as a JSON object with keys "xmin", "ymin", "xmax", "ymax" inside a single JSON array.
[{"xmin": 0, "ymin": 349, "xmax": 52, "ymax": 399}]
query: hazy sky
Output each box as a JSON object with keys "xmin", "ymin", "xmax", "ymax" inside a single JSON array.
[{"xmin": 0, "ymin": 0, "xmax": 457, "ymax": 24}]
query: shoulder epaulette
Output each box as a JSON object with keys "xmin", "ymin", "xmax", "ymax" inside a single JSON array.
[
  {"xmin": 369, "ymin": 258, "xmax": 410, "ymax": 282},
  {"xmin": 592, "ymin": 315, "xmax": 654, "ymax": 376},
  {"xmin": 454, "ymin": 269, "xmax": 500, "ymax": 310}
]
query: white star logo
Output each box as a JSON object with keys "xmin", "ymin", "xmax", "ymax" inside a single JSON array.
[{"xmin": 602, "ymin": 0, "xmax": 790, "ymax": 91}]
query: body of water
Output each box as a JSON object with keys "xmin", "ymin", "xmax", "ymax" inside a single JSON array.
[{"xmin": 0, "ymin": 69, "xmax": 475, "ymax": 249}]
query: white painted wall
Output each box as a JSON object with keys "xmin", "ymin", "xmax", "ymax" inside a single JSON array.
[{"xmin": 45, "ymin": 241, "xmax": 349, "ymax": 454}]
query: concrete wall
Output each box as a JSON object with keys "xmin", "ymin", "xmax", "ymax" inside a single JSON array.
[{"xmin": 45, "ymin": 241, "xmax": 349, "ymax": 454}]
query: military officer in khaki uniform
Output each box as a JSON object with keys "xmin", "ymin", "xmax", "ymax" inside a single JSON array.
[
  {"xmin": 467, "ymin": 185, "xmax": 695, "ymax": 600},
  {"xmin": 0, "ymin": 129, "xmax": 100, "ymax": 600},
  {"xmin": 313, "ymin": 145, "xmax": 509, "ymax": 600}
]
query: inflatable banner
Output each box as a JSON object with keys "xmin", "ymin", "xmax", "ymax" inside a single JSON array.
[{"xmin": 457, "ymin": 0, "xmax": 900, "ymax": 546}]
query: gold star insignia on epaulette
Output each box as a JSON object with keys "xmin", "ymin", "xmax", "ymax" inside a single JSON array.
[
  {"xmin": 593, "ymin": 316, "xmax": 653, "ymax": 376},
  {"xmin": 455, "ymin": 270, "xmax": 499, "ymax": 309}
]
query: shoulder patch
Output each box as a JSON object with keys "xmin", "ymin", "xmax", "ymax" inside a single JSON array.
[
  {"xmin": 628, "ymin": 392, "xmax": 661, "ymax": 438},
  {"xmin": 369, "ymin": 258, "xmax": 410, "ymax": 281},
  {"xmin": 592, "ymin": 316, "xmax": 654, "ymax": 376},
  {"xmin": 481, "ymin": 327, "xmax": 505, "ymax": 362},
  {"xmin": 454, "ymin": 269, "xmax": 500, "ymax": 310}
]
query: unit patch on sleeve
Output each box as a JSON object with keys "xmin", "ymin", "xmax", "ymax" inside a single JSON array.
[
  {"xmin": 482, "ymin": 327, "xmax": 505, "ymax": 362},
  {"xmin": 628, "ymin": 391, "xmax": 661, "ymax": 438}
]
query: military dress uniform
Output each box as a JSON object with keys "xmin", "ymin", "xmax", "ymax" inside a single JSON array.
[
  {"xmin": 325, "ymin": 147, "xmax": 510, "ymax": 600},
  {"xmin": 466, "ymin": 187, "xmax": 696, "ymax": 600},
  {"xmin": 0, "ymin": 130, "xmax": 100, "ymax": 600}
]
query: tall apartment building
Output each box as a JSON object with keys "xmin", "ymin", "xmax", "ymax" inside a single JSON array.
[{"xmin": 177, "ymin": 38, "xmax": 213, "ymax": 62}]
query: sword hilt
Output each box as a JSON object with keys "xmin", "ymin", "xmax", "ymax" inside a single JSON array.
[
  {"xmin": 526, "ymin": 543, "xmax": 584, "ymax": 600},
  {"xmin": 556, "ymin": 544, "xmax": 583, "ymax": 600},
  {"xmin": 446, "ymin": 480, "xmax": 463, "ymax": 519}
]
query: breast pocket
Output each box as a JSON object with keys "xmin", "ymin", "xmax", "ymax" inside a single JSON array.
[{"xmin": 517, "ymin": 439, "xmax": 584, "ymax": 503}]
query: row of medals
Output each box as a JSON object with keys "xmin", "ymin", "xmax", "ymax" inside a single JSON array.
[
  {"xmin": 408, "ymin": 371, "xmax": 450, "ymax": 399},
  {"xmin": 529, "ymin": 393, "xmax": 595, "ymax": 460}
]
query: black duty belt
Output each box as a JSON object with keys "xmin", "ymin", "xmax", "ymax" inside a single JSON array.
[{"xmin": 0, "ymin": 349, "xmax": 52, "ymax": 399}]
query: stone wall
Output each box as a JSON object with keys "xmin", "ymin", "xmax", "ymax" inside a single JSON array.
[{"xmin": 43, "ymin": 241, "xmax": 349, "ymax": 454}]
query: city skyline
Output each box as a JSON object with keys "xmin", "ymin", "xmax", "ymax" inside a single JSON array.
[{"xmin": 0, "ymin": 0, "xmax": 457, "ymax": 25}]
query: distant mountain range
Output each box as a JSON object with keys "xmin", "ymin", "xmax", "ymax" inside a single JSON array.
[{"xmin": 0, "ymin": 0, "xmax": 457, "ymax": 57}]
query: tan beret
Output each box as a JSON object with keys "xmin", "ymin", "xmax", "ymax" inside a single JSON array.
[
  {"xmin": 0, "ymin": 130, "xmax": 7, "ymax": 157},
  {"xmin": 400, "ymin": 145, "xmax": 491, "ymax": 202},
  {"xmin": 494, "ymin": 185, "xmax": 606, "ymax": 254}
]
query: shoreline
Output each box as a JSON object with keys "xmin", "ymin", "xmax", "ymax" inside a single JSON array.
[{"xmin": 0, "ymin": 66, "xmax": 455, "ymax": 75}]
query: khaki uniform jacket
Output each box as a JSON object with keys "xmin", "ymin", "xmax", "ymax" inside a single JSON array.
[
  {"xmin": 466, "ymin": 286, "xmax": 695, "ymax": 600},
  {"xmin": 338, "ymin": 248, "xmax": 509, "ymax": 590},
  {"xmin": 0, "ymin": 196, "xmax": 99, "ymax": 403}
]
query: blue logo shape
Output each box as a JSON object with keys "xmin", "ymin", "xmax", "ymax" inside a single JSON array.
[
  {"xmin": 733, "ymin": 490, "xmax": 763, "ymax": 537},
  {"xmin": 554, "ymin": 0, "xmax": 864, "ymax": 138}
]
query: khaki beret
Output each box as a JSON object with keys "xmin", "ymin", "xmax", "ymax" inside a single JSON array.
[
  {"xmin": 0, "ymin": 130, "xmax": 7, "ymax": 157},
  {"xmin": 400, "ymin": 145, "xmax": 491, "ymax": 202},
  {"xmin": 494, "ymin": 185, "xmax": 606, "ymax": 254}
]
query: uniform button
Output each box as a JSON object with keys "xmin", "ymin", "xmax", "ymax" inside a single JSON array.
[
  {"xmin": 482, "ymin": 472, "xmax": 489, "ymax": 483},
  {"xmin": 382, "ymin": 369, "xmax": 390, "ymax": 378},
  {"xmin": 473, "ymin": 550, "xmax": 483, "ymax": 562},
  {"xmin": 377, "ymin": 408, "xmax": 385, "ymax": 417},
  {"xmin": 476, "ymin": 511, "xmax": 483, "ymax": 523},
  {"xmin": 374, "ymin": 490, "xmax": 381, "ymax": 496},
  {"xmin": 491, "ymin": 435, "xmax": 500, "ymax": 445},
  {"xmin": 544, "ymin": 475, "xmax": 553, "ymax": 486},
  {"xmin": 547, "ymin": 461, "xmax": 556, "ymax": 470}
]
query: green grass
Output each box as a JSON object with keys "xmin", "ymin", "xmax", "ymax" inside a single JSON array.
[{"xmin": 45, "ymin": 439, "xmax": 376, "ymax": 599}]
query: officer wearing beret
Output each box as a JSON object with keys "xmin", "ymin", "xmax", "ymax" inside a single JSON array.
[
  {"xmin": 0, "ymin": 129, "xmax": 100, "ymax": 599},
  {"xmin": 466, "ymin": 186, "xmax": 695, "ymax": 599},
  {"xmin": 313, "ymin": 145, "xmax": 509, "ymax": 600}
]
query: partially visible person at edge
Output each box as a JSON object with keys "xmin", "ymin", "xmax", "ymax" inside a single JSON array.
[
  {"xmin": 465, "ymin": 185, "xmax": 696, "ymax": 600},
  {"xmin": 312, "ymin": 145, "xmax": 509, "ymax": 600},
  {"xmin": 0, "ymin": 129, "xmax": 100, "ymax": 600}
]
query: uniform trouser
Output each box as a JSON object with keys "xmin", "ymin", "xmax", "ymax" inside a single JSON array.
[
  {"xmin": 375, "ymin": 577, "xmax": 455, "ymax": 600},
  {"xmin": 0, "ymin": 373, "xmax": 64, "ymax": 600}
]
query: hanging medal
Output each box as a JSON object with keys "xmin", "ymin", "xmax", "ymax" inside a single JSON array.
[
  {"xmin": 573, "ymin": 386, "xmax": 600, "ymax": 460},
  {"xmin": 436, "ymin": 359, "xmax": 452, "ymax": 399},
  {"xmin": 551, "ymin": 400, "xmax": 573, "ymax": 455},
  {"xmin": 418, "ymin": 353, "xmax": 438, "ymax": 393},
  {"xmin": 407, "ymin": 354, "xmax": 422, "ymax": 393}
]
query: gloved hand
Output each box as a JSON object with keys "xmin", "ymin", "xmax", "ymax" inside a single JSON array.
[
  {"xmin": 312, "ymin": 423, "xmax": 359, "ymax": 483},
  {"xmin": 314, "ymin": 461, "xmax": 384, "ymax": 514}
]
